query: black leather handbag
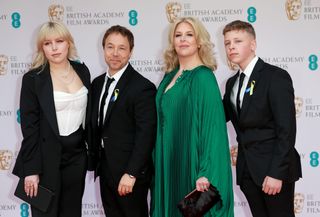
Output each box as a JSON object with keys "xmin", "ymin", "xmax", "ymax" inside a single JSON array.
[
  {"xmin": 177, "ymin": 184, "xmax": 222, "ymax": 217},
  {"xmin": 14, "ymin": 178, "xmax": 54, "ymax": 212}
]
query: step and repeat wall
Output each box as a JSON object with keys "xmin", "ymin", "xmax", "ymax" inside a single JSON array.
[{"xmin": 1, "ymin": 0, "xmax": 320, "ymax": 216}]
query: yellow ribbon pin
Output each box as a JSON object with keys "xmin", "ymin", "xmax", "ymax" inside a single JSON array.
[
  {"xmin": 111, "ymin": 89, "xmax": 119, "ymax": 102},
  {"xmin": 114, "ymin": 89, "xmax": 119, "ymax": 101},
  {"xmin": 250, "ymin": 80, "xmax": 255, "ymax": 96}
]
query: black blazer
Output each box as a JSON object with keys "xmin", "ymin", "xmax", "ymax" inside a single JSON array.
[
  {"xmin": 91, "ymin": 63, "xmax": 156, "ymax": 186},
  {"xmin": 223, "ymin": 58, "xmax": 302, "ymax": 186},
  {"xmin": 13, "ymin": 61, "xmax": 91, "ymax": 191}
]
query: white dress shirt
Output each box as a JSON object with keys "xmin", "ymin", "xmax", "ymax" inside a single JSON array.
[
  {"xmin": 231, "ymin": 56, "xmax": 258, "ymax": 113},
  {"xmin": 98, "ymin": 63, "xmax": 128, "ymax": 124}
]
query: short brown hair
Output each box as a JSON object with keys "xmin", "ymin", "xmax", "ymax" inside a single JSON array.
[
  {"xmin": 223, "ymin": 20, "xmax": 256, "ymax": 39},
  {"xmin": 102, "ymin": 25, "xmax": 134, "ymax": 51}
]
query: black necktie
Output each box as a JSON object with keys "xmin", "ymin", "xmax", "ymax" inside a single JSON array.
[
  {"xmin": 236, "ymin": 72, "xmax": 245, "ymax": 115},
  {"xmin": 99, "ymin": 77, "xmax": 114, "ymax": 128}
]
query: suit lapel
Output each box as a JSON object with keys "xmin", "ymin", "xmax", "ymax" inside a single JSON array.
[
  {"xmin": 240, "ymin": 58, "xmax": 264, "ymax": 119},
  {"xmin": 104, "ymin": 64, "xmax": 133, "ymax": 125},
  {"xmin": 35, "ymin": 64, "xmax": 60, "ymax": 138},
  {"xmin": 92, "ymin": 74, "xmax": 106, "ymax": 127},
  {"xmin": 226, "ymin": 72, "xmax": 239, "ymax": 120},
  {"xmin": 71, "ymin": 61, "xmax": 90, "ymax": 89},
  {"xmin": 71, "ymin": 61, "xmax": 90, "ymax": 126}
]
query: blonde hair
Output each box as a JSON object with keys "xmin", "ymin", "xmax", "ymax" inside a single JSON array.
[
  {"xmin": 163, "ymin": 17, "xmax": 217, "ymax": 72},
  {"xmin": 31, "ymin": 21, "xmax": 78, "ymax": 70}
]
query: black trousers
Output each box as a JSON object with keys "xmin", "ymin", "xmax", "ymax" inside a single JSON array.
[
  {"xmin": 31, "ymin": 127, "xmax": 87, "ymax": 217},
  {"xmin": 240, "ymin": 165, "xmax": 295, "ymax": 217},
  {"xmin": 99, "ymin": 153, "xmax": 149, "ymax": 217}
]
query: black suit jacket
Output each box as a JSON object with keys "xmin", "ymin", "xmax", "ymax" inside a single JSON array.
[
  {"xmin": 13, "ymin": 61, "xmax": 91, "ymax": 191},
  {"xmin": 91, "ymin": 63, "xmax": 156, "ymax": 186},
  {"xmin": 223, "ymin": 58, "xmax": 302, "ymax": 186}
]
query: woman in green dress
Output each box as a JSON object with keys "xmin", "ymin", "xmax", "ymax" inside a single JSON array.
[{"xmin": 151, "ymin": 17, "xmax": 234, "ymax": 217}]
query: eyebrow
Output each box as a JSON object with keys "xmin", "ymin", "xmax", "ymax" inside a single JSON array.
[{"xmin": 175, "ymin": 30, "xmax": 194, "ymax": 34}]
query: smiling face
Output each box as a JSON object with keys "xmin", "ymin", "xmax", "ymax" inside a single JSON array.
[
  {"xmin": 42, "ymin": 34, "xmax": 69, "ymax": 65},
  {"xmin": 103, "ymin": 33, "xmax": 132, "ymax": 76},
  {"xmin": 224, "ymin": 29, "xmax": 256, "ymax": 70},
  {"xmin": 173, "ymin": 22, "xmax": 199, "ymax": 60}
]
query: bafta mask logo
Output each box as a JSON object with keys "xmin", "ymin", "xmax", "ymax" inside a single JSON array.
[
  {"xmin": 294, "ymin": 193, "xmax": 305, "ymax": 214},
  {"xmin": 295, "ymin": 97, "xmax": 303, "ymax": 118},
  {"xmin": 285, "ymin": 0, "xmax": 302, "ymax": 20},
  {"xmin": 166, "ymin": 2, "xmax": 182, "ymax": 23},
  {"xmin": 48, "ymin": 4, "xmax": 64, "ymax": 22},
  {"xmin": 0, "ymin": 150, "xmax": 13, "ymax": 170},
  {"xmin": 230, "ymin": 145, "xmax": 238, "ymax": 166},
  {"xmin": 0, "ymin": 54, "xmax": 9, "ymax": 75}
]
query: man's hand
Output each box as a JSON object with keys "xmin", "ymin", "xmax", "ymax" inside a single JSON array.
[
  {"xmin": 118, "ymin": 173, "xmax": 136, "ymax": 196},
  {"xmin": 262, "ymin": 176, "xmax": 282, "ymax": 195}
]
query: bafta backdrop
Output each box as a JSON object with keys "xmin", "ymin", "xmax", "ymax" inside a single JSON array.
[{"xmin": 1, "ymin": 0, "xmax": 319, "ymax": 216}]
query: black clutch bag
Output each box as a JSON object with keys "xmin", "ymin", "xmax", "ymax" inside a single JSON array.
[
  {"xmin": 177, "ymin": 184, "xmax": 222, "ymax": 217},
  {"xmin": 14, "ymin": 178, "xmax": 55, "ymax": 212}
]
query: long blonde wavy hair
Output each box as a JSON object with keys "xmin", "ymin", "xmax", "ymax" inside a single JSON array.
[{"xmin": 163, "ymin": 17, "xmax": 217, "ymax": 73}]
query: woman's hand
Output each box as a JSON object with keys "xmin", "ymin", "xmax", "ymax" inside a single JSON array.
[
  {"xmin": 196, "ymin": 177, "xmax": 210, "ymax": 192},
  {"xmin": 24, "ymin": 175, "xmax": 39, "ymax": 197}
]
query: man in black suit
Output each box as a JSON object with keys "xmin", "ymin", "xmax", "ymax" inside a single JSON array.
[
  {"xmin": 91, "ymin": 25, "xmax": 156, "ymax": 217},
  {"xmin": 222, "ymin": 20, "xmax": 302, "ymax": 217}
]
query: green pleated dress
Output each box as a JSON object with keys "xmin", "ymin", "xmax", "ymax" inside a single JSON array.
[{"xmin": 151, "ymin": 65, "xmax": 234, "ymax": 217}]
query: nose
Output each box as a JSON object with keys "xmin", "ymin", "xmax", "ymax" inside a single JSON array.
[
  {"xmin": 112, "ymin": 48, "xmax": 119, "ymax": 56},
  {"xmin": 180, "ymin": 35, "xmax": 186, "ymax": 41},
  {"xmin": 52, "ymin": 42, "xmax": 57, "ymax": 51},
  {"xmin": 228, "ymin": 42, "xmax": 234, "ymax": 50}
]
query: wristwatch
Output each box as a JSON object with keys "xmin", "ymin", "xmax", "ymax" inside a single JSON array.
[{"xmin": 128, "ymin": 174, "xmax": 135, "ymax": 179}]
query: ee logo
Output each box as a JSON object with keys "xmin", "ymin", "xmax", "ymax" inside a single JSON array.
[
  {"xmin": 129, "ymin": 10, "xmax": 138, "ymax": 26},
  {"xmin": 17, "ymin": 109, "xmax": 21, "ymax": 124},
  {"xmin": 247, "ymin": 7, "xmax": 257, "ymax": 23},
  {"xmin": 20, "ymin": 203, "xmax": 29, "ymax": 217},
  {"xmin": 308, "ymin": 54, "xmax": 318, "ymax": 71},
  {"xmin": 11, "ymin": 12, "xmax": 21, "ymax": 28},
  {"xmin": 310, "ymin": 151, "xmax": 319, "ymax": 167}
]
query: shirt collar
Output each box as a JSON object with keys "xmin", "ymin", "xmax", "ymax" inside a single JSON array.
[
  {"xmin": 105, "ymin": 62, "xmax": 129, "ymax": 82},
  {"xmin": 242, "ymin": 56, "xmax": 258, "ymax": 78}
]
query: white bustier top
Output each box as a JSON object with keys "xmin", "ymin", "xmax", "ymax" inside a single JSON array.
[{"xmin": 53, "ymin": 86, "xmax": 88, "ymax": 136}]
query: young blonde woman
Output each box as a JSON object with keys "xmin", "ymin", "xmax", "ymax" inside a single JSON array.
[{"xmin": 13, "ymin": 21, "xmax": 91, "ymax": 217}]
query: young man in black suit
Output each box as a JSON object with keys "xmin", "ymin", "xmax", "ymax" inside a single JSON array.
[
  {"xmin": 222, "ymin": 20, "xmax": 302, "ymax": 217},
  {"xmin": 91, "ymin": 25, "xmax": 156, "ymax": 217}
]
